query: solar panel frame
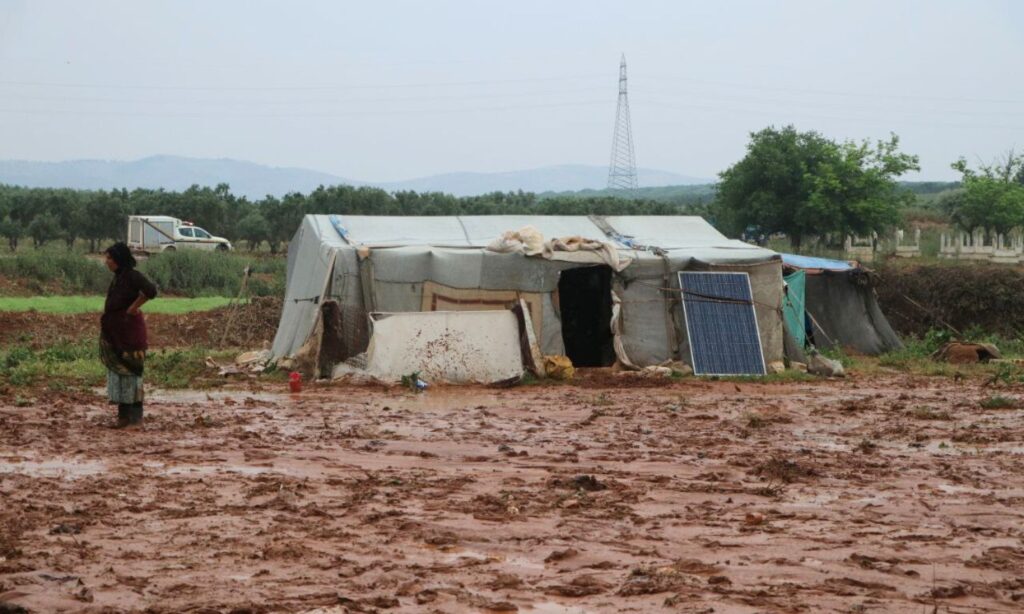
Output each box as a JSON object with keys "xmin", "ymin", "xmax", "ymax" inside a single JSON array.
[{"xmin": 678, "ymin": 271, "xmax": 767, "ymax": 376}]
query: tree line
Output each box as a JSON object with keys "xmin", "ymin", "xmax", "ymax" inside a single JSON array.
[{"xmin": 0, "ymin": 184, "xmax": 694, "ymax": 252}]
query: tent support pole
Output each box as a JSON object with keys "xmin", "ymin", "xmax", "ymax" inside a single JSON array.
[
  {"xmin": 357, "ymin": 249, "xmax": 377, "ymax": 314},
  {"xmin": 660, "ymin": 254, "xmax": 681, "ymax": 360}
]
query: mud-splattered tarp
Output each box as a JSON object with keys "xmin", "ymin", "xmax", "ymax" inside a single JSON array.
[{"xmin": 365, "ymin": 311, "xmax": 524, "ymax": 384}]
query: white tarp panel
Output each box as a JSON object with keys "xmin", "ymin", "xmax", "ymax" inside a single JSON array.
[
  {"xmin": 365, "ymin": 311, "xmax": 524, "ymax": 384},
  {"xmin": 459, "ymin": 216, "xmax": 608, "ymax": 246},
  {"xmin": 330, "ymin": 215, "xmax": 611, "ymax": 248},
  {"xmin": 334, "ymin": 216, "xmax": 470, "ymax": 247},
  {"xmin": 604, "ymin": 216, "xmax": 764, "ymax": 251}
]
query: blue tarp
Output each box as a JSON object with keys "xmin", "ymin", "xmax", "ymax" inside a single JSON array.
[{"xmin": 781, "ymin": 253, "xmax": 855, "ymax": 271}]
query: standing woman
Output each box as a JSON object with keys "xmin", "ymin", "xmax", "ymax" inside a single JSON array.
[{"xmin": 100, "ymin": 243, "xmax": 158, "ymax": 427}]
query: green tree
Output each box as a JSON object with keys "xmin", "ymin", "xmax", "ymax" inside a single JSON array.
[
  {"xmin": 0, "ymin": 215, "xmax": 20, "ymax": 252},
  {"xmin": 52, "ymin": 190, "xmax": 86, "ymax": 249},
  {"xmin": 715, "ymin": 126, "xmax": 919, "ymax": 250},
  {"xmin": 261, "ymin": 194, "xmax": 305, "ymax": 253},
  {"xmin": 947, "ymin": 152, "xmax": 1024, "ymax": 234},
  {"xmin": 237, "ymin": 211, "xmax": 271, "ymax": 250},
  {"xmin": 27, "ymin": 212, "xmax": 62, "ymax": 248},
  {"xmin": 82, "ymin": 190, "xmax": 128, "ymax": 251}
]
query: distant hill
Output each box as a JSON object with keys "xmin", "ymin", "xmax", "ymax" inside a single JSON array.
[
  {"xmin": 0, "ymin": 155, "xmax": 954, "ymax": 202},
  {"xmin": 0, "ymin": 156, "xmax": 710, "ymax": 199},
  {"xmin": 0, "ymin": 155, "xmax": 350, "ymax": 200},
  {"xmin": 379, "ymin": 165, "xmax": 710, "ymax": 196}
]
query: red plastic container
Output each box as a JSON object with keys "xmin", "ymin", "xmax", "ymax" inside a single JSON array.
[{"xmin": 288, "ymin": 371, "xmax": 302, "ymax": 393}]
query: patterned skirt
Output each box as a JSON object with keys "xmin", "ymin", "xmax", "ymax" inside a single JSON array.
[
  {"xmin": 100, "ymin": 333, "xmax": 146, "ymax": 404},
  {"xmin": 107, "ymin": 370, "xmax": 144, "ymax": 404}
]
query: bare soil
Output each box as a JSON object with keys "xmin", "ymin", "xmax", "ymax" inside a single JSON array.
[
  {"xmin": 0, "ymin": 297, "xmax": 281, "ymax": 350},
  {"xmin": 2, "ymin": 375, "xmax": 1024, "ymax": 612}
]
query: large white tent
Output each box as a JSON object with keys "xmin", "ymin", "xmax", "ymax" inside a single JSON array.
[{"xmin": 271, "ymin": 215, "xmax": 784, "ymax": 376}]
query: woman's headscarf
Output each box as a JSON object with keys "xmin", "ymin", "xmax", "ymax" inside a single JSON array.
[{"xmin": 105, "ymin": 242, "xmax": 137, "ymax": 271}]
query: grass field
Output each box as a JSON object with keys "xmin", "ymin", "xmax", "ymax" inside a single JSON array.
[{"xmin": 0, "ymin": 296, "xmax": 238, "ymax": 314}]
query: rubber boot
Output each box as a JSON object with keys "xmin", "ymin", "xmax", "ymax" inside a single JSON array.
[
  {"xmin": 113, "ymin": 404, "xmax": 131, "ymax": 429},
  {"xmin": 128, "ymin": 403, "xmax": 144, "ymax": 426}
]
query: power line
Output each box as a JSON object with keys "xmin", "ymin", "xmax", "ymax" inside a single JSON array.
[
  {"xmin": 0, "ymin": 86, "xmax": 613, "ymax": 107},
  {"xmin": 634, "ymin": 73, "xmax": 1024, "ymax": 107},
  {"xmin": 0, "ymin": 99, "xmax": 612, "ymax": 119},
  {"xmin": 0, "ymin": 73, "xmax": 609, "ymax": 92},
  {"xmin": 639, "ymin": 99, "xmax": 1024, "ymax": 132}
]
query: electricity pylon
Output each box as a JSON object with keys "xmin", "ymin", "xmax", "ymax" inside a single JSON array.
[{"xmin": 607, "ymin": 54, "xmax": 639, "ymax": 193}]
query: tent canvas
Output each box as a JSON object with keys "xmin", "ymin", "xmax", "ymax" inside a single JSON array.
[
  {"xmin": 803, "ymin": 270, "xmax": 902, "ymax": 355},
  {"xmin": 781, "ymin": 254, "xmax": 901, "ymax": 355}
]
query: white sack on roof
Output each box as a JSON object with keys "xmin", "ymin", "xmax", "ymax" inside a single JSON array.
[
  {"xmin": 486, "ymin": 226, "xmax": 631, "ymax": 272},
  {"xmin": 487, "ymin": 225, "xmax": 546, "ymax": 256},
  {"xmin": 365, "ymin": 311, "xmax": 524, "ymax": 384},
  {"xmin": 547, "ymin": 236, "xmax": 631, "ymax": 272}
]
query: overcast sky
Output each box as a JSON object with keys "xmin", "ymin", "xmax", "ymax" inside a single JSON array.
[{"xmin": 1, "ymin": 0, "xmax": 1022, "ymax": 182}]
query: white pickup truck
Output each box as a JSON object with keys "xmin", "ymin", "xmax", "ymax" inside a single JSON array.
[{"xmin": 127, "ymin": 215, "xmax": 233, "ymax": 253}]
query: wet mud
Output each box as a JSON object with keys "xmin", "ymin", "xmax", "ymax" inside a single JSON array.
[{"xmin": 2, "ymin": 375, "xmax": 1024, "ymax": 612}]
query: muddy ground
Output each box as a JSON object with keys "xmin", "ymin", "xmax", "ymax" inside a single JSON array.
[{"xmin": 2, "ymin": 375, "xmax": 1024, "ymax": 613}]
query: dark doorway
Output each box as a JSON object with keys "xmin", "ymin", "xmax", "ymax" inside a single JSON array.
[
  {"xmin": 317, "ymin": 300, "xmax": 346, "ymax": 378},
  {"xmin": 558, "ymin": 266, "xmax": 616, "ymax": 367}
]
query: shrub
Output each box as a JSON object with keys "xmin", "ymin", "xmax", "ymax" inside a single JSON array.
[
  {"xmin": 0, "ymin": 248, "xmax": 109, "ymax": 293},
  {"xmin": 979, "ymin": 395, "xmax": 1023, "ymax": 410},
  {"xmin": 138, "ymin": 251, "xmax": 284, "ymax": 297}
]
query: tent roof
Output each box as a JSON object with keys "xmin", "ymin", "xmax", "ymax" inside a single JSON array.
[
  {"xmin": 781, "ymin": 253, "xmax": 856, "ymax": 271},
  {"xmin": 328, "ymin": 215, "xmax": 608, "ymax": 247},
  {"xmin": 604, "ymin": 216, "xmax": 753, "ymax": 250},
  {"xmin": 320, "ymin": 214, "xmax": 770, "ymax": 257}
]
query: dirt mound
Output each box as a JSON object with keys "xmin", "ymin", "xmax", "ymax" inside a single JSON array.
[
  {"xmin": 0, "ymin": 297, "xmax": 282, "ymax": 350},
  {"xmin": 203, "ymin": 296, "xmax": 282, "ymax": 348},
  {"xmin": 0, "ymin": 311, "xmax": 96, "ymax": 348},
  {"xmin": 875, "ymin": 264, "xmax": 1024, "ymax": 337}
]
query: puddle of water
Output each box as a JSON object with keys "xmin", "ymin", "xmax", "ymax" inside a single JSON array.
[
  {"xmin": 937, "ymin": 483, "xmax": 982, "ymax": 495},
  {"xmin": 789, "ymin": 429, "xmax": 849, "ymax": 452},
  {"xmin": 441, "ymin": 549, "xmax": 492, "ymax": 565},
  {"xmin": 502, "ymin": 554, "xmax": 546, "ymax": 572},
  {"xmin": 382, "ymin": 390, "xmax": 504, "ymax": 413},
  {"xmin": 163, "ymin": 464, "xmax": 282, "ymax": 476},
  {"xmin": 923, "ymin": 441, "xmax": 958, "ymax": 455},
  {"xmin": 789, "ymin": 492, "xmax": 838, "ymax": 506},
  {"xmin": 528, "ymin": 603, "xmax": 592, "ymax": 614},
  {"xmin": 853, "ymin": 494, "xmax": 891, "ymax": 506},
  {"xmin": 0, "ymin": 458, "xmax": 106, "ymax": 479},
  {"xmin": 147, "ymin": 390, "xmax": 285, "ymax": 405}
]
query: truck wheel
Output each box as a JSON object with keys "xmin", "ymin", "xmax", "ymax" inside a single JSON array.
[
  {"xmin": 164, "ymin": 245, "xmax": 176, "ymax": 252},
  {"xmin": 217, "ymin": 244, "xmax": 229, "ymax": 252}
]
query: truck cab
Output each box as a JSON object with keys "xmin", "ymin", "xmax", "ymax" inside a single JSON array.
[{"xmin": 128, "ymin": 215, "xmax": 233, "ymax": 253}]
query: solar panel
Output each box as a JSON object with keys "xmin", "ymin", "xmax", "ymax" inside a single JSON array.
[{"xmin": 678, "ymin": 271, "xmax": 766, "ymax": 376}]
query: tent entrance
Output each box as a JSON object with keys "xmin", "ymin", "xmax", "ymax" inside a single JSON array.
[{"xmin": 558, "ymin": 265, "xmax": 615, "ymax": 367}]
